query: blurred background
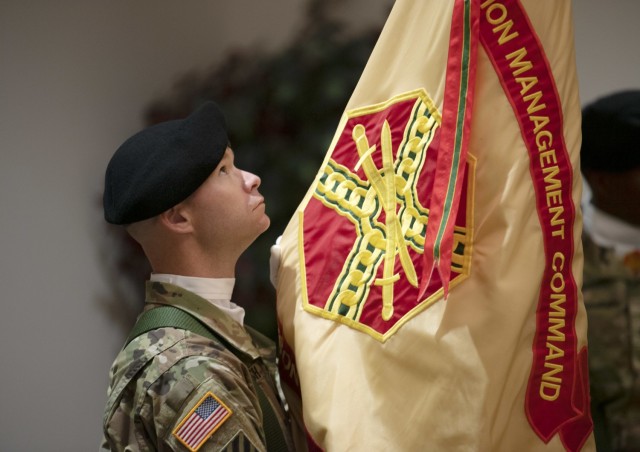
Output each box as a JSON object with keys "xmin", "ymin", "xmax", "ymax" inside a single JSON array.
[{"xmin": 0, "ymin": 0, "xmax": 638, "ymax": 450}]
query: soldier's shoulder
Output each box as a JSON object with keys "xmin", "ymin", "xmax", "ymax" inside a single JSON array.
[
  {"xmin": 106, "ymin": 327, "xmax": 264, "ymax": 450},
  {"xmin": 108, "ymin": 327, "xmax": 245, "ymax": 395},
  {"xmin": 162, "ymin": 381, "xmax": 265, "ymax": 452},
  {"xmin": 145, "ymin": 332, "xmax": 265, "ymax": 451}
]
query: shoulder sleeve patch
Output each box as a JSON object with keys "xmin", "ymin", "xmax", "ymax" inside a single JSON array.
[
  {"xmin": 220, "ymin": 431, "xmax": 262, "ymax": 452},
  {"xmin": 172, "ymin": 391, "xmax": 233, "ymax": 451}
]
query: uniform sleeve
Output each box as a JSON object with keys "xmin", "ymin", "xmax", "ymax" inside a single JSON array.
[{"xmin": 151, "ymin": 355, "xmax": 268, "ymax": 452}]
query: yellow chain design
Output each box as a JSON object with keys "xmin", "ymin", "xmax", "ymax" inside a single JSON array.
[{"xmin": 313, "ymin": 94, "xmax": 465, "ymax": 322}]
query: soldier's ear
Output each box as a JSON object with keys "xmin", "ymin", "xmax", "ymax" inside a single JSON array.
[{"xmin": 159, "ymin": 205, "xmax": 193, "ymax": 234}]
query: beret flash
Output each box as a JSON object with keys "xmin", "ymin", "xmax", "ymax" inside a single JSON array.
[
  {"xmin": 581, "ymin": 90, "xmax": 640, "ymax": 172},
  {"xmin": 103, "ymin": 101, "xmax": 228, "ymax": 225}
]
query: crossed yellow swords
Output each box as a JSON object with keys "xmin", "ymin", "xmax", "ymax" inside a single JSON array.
[{"xmin": 351, "ymin": 121, "xmax": 418, "ymax": 321}]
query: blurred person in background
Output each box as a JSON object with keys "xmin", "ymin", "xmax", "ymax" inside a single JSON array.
[{"xmin": 581, "ymin": 89, "xmax": 640, "ymax": 452}]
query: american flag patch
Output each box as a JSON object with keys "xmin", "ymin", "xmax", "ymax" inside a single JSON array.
[{"xmin": 173, "ymin": 392, "xmax": 232, "ymax": 451}]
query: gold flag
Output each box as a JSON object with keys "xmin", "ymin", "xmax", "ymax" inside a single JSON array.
[{"xmin": 276, "ymin": 0, "xmax": 594, "ymax": 450}]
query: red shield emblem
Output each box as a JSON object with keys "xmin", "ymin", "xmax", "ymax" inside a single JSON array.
[{"xmin": 299, "ymin": 89, "xmax": 474, "ymax": 341}]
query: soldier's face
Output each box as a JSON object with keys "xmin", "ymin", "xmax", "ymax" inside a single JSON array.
[{"xmin": 184, "ymin": 148, "xmax": 270, "ymax": 253}]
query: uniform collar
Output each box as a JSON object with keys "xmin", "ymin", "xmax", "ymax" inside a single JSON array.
[
  {"xmin": 149, "ymin": 274, "xmax": 244, "ymax": 325},
  {"xmin": 144, "ymin": 281, "xmax": 273, "ymax": 362}
]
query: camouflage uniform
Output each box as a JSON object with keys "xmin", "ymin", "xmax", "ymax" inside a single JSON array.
[
  {"xmin": 101, "ymin": 281, "xmax": 293, "ymax": 451},
  {"xmin": 583, "ymin": 232, "xmax": 640, "ymax": 451}
]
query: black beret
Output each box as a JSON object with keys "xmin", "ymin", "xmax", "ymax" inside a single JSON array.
[
  {"xmin": 104, "ymin": 101, "xmax": 228, "ymax": 225},
  {"xmin": 581, "ymin": 90, "xmax": 640, "ymax": 172}
]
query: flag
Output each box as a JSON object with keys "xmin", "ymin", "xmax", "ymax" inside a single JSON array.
[
  {"xmin": 173, "ymin": 392, "xmax": 232, "ymax": 451},
  {"xmin": 276, "ymin": 0, "xmax": 594, "ymax": 450}
]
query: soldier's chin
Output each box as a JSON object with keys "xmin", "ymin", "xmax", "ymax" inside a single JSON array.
[{"xmin": 257, "ymin": 215, "xmax": 271, "ymax": 235}]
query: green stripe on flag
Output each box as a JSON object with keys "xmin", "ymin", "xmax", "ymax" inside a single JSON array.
[{"xmin": 434, "ymin": 0, "xmax": 472, "ymax": 259}]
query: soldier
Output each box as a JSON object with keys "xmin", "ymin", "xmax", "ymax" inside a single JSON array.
[
  {"xmin": 100, "ymin": 101, "xmax": 293, "ymax": 451},
  {"xmin": 581, "ymin": 90, "xmax": 640, "ymax": 451}
]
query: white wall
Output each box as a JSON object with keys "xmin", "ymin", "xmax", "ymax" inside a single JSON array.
[
  {"xmin": 572, "ymin": 0, "xmax": 640, "ymax": 104},
  {"xmin": 0, "ymin": 1, "xmax": 637, "ymax": 450}
]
